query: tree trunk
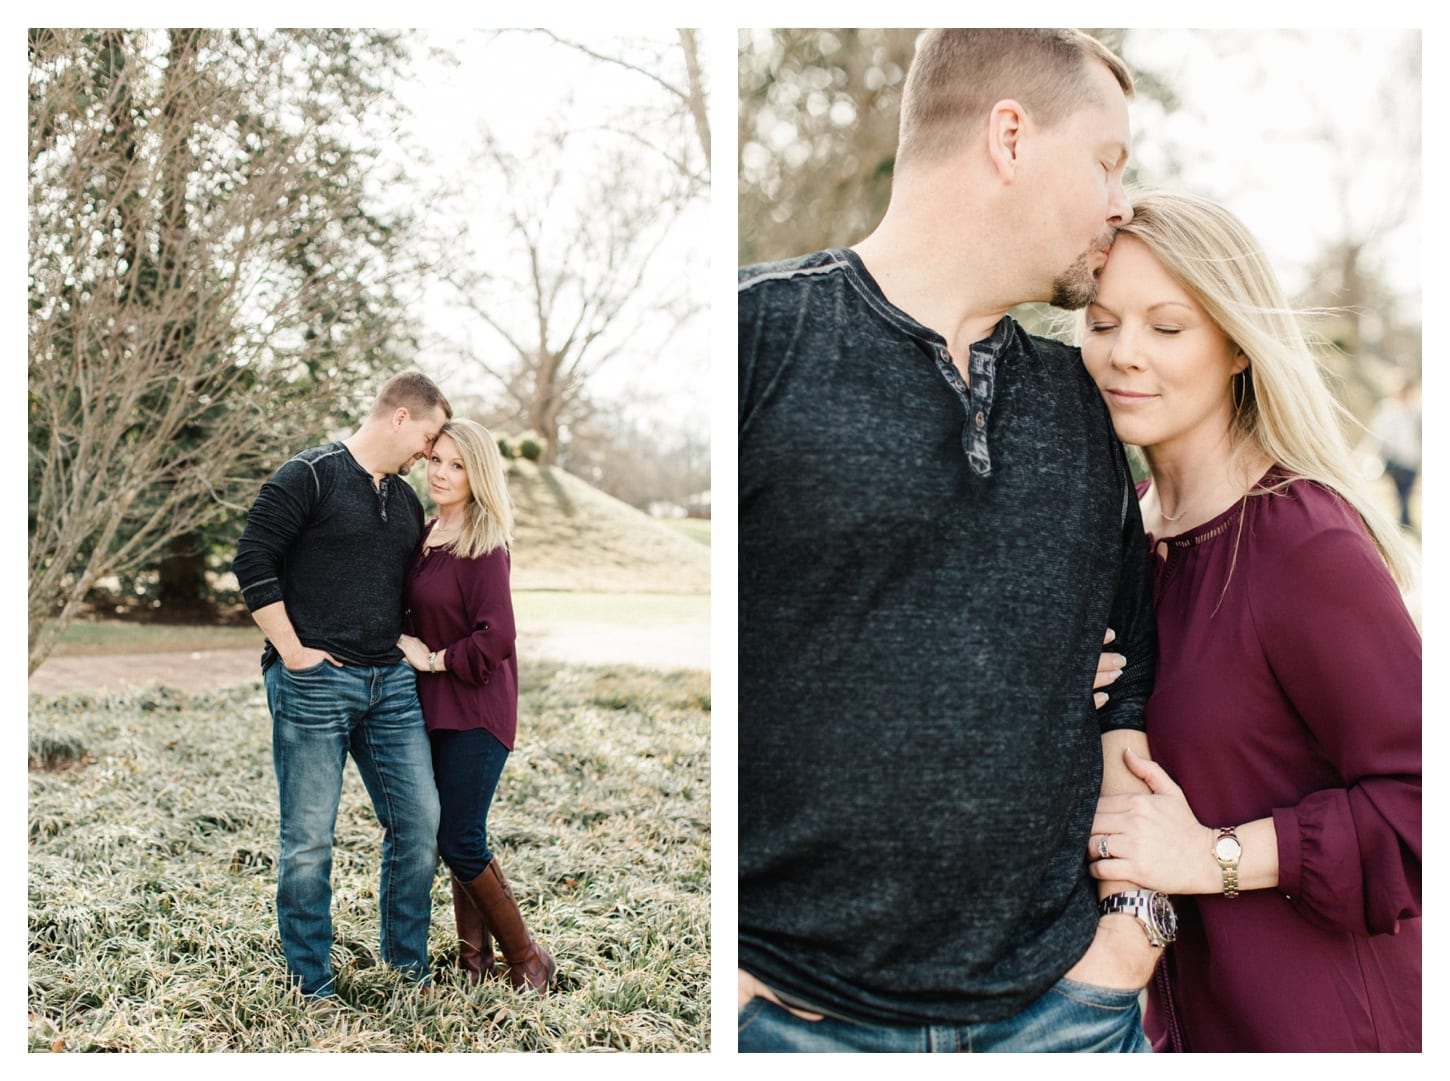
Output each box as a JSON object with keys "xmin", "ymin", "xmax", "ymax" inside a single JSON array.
[{"xmin": 157, "ymin": 533, "xmax": 209, "ymax": 612}]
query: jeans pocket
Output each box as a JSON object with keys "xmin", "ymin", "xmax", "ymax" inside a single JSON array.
[
  {"xmin": 737, "ymin": 996, "xmax": 768, "ymax": 1033},
  {"xmin": 1052, "ymin": 974, "xmax": 1144, "ymax": 1011},
  {"xmin": 268, "ymin": 661, "xmax": 350, "ymax": 733}
]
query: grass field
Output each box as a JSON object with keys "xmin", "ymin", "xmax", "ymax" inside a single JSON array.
[
  {"xmin": 28, "ymin": 662, "xmax": 710, "ymax": 1052},
  {"xmin": 658, "ymin": 518, "xmax": 711, "ymax": 546}
]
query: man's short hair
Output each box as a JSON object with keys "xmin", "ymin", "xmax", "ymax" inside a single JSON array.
[
  {"xmin": 896, "ymin": 29, "xmax": 1134, "ymax": 170},
  {"xmin": 371, "ymin": 371, "xmax": 453, "ymax": 421}
]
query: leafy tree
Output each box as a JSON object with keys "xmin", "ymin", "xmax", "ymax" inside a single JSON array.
[{"xmin": 28, "ymin": 28, "xmax": 421, "ymax": 671}]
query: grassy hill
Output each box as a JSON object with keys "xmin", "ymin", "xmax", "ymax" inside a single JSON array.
[{"xmin": 502, "ymin": 461, "xmax": 709, "ymax": 594}]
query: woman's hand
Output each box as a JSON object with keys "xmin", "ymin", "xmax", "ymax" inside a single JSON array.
[
  {"xmin": 1089, "ymin": 748, "xmax": 1220, "ymax": 895},
  {"xmin": 397, "ymin": 633, "xmax": 432, "ymax": 672},
  {"xmin": 1093, "ymin": 627, "xmax": 1125, "ymax": 709}
]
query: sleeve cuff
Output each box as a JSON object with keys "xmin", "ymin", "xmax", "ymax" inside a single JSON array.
[
  {"xmin": 1272, "ymin": 804, "xmax": 1303, "ymax": 899},
  {"xmin": 241, "ymin": 579, "xmax": 284, "ymax": 612}
]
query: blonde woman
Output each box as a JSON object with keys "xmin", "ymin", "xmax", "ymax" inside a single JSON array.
[
  {"xmin": 1079, "ymin": 191, "xmax": 1420, "ymax": 1051},
  {"xmin": 397, "ymin": 418, "xmax": 555, "ymax": 994}
]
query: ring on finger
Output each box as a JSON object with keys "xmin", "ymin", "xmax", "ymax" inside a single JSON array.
[{"xmin": 1097, "ymin": 835, "xmax": 1110, "ymax": 860}]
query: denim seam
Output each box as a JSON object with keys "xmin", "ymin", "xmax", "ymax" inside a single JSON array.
[
  {"xmin": 356, "ymin": 685, "xmax": 401, "ymax": 964},
  {"xmin": 1049, "ymin": 981, "xmax": 1140, "ymax": 1012}
]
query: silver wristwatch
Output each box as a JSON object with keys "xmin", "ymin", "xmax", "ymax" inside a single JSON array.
[{"xmin": 1098, "ymin": 889, "xmax": 1178, "ymax": 947}]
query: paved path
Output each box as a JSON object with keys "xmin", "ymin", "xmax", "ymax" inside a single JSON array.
[{"xmin": 28, "ymin": 623, "xmax": 709, "ymax": 697}]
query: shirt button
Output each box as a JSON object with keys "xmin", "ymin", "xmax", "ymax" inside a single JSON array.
[{"xmin": 975, "ymin": 411, "xmax": 986, "ymax": 429}]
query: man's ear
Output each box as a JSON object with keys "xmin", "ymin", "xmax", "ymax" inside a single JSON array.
[
  {"xmin": 986, "ymin": 99, "xmax": 1028, "ymax": 181},
  {"xmin": 392, "ymin": 406, "xmax": 410, "ymax": 430}
]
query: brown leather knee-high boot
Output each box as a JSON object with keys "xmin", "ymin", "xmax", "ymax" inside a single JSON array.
[
  {"xmin": 451, "ymin": 871, "xmax": 497, "ymax": 983},
  {"xmin": 458, "ymin": 858, "xmax": 556, "ymax": 994}
]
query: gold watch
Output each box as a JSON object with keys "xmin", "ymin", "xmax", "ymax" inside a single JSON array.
[{"xmin": 1213, "ymin": 826, "xmax": 1242, "ymax": 898}]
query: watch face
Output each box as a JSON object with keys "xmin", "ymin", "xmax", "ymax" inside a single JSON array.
[
  {"xmin": 1214, "ymin": 835, "xmax": 1242, "ymax": 862},
  {"xmin": 1150, "ymin": 891, "xmax": 1179, "ymax": 938}
]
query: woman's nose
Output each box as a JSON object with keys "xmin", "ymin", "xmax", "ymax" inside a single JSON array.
[{"xmin": 1110, "ymin": 328, "xmax": 1144, "ymax": 369}]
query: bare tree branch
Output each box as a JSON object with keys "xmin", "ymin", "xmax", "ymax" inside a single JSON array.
[{"xmin": 29, "ymin": 28, "xmax": 420, "ymax": 669}]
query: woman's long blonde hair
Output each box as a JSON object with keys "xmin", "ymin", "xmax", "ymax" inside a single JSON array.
[
  {"xmin": 1094, "ymin": 190, "xmax": 1416, "ymax": 588},
  {"xmin": 436, "ymin": 418, "xmax": 514, "ymax": 559}
]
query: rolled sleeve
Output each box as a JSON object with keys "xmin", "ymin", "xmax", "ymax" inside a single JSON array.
[
  {"xmin": 1254, "ymin": 522, "xmax": 1420, "ymax": 936},
  {"xmin": 441, "ymin": 547, "xmax": 516, "ymax": 687}
]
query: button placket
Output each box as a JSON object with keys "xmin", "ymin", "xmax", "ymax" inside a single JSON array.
[{"xmin": 931, "ymin": 341, "xmax": 995, "ymax": 477}]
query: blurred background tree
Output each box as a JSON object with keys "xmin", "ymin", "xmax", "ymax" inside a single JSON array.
[{"xmin": 738, "ymin": 28, "xmax": 916, "ymax": 265}]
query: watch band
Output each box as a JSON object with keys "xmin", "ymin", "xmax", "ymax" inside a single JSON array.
[{"xmin": 1098, "ymin": 888, "xmax": 1177, "ymax": 947}]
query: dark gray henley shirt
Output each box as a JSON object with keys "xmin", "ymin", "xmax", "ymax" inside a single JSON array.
[
  {"xmin": 738, "ymin": 248, "xmax": 1156, "ymax": 1025},
  {"xmin": 233, "ymin": 441, "xmax": 425, "ymax": 669}
]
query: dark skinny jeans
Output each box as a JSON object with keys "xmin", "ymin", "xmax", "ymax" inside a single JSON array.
[{"xmin": 430, "ymin": 727, "xmax": 510, "ymax": 882}]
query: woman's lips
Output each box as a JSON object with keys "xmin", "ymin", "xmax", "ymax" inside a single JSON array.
[{"xmin": 1104, "ymin": 388, "xmax": 1157, "ymax": 404}]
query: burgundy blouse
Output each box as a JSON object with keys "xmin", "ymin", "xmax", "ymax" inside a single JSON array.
[
  {"xmin": 403, "ymin": 522, "xmax": 519, "ymax": 749},
  {"xmin": 1139, "ymin": 473, "xmax": 1421, "ymax": 1052}
]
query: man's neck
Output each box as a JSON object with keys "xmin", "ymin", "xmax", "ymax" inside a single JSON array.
[
  {"xmin": 342, "ymin": 426, "xmax": 391, "ymax": 484},
  {"xmin": 852, "ymin": 191, "xmax": 1026, "ymax": 371}
]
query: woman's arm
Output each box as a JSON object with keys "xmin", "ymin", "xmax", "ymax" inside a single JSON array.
[
  {"xmin": 397, "ymin": 632, "xmax": 436, "ymax": 672},
  {"xmin": 1091, "ymin": 749, "xmax": 1280, "ymax": 895},
  {"xmin": 436, "ymin": 547, "xmax": 517, "ymax": 686},
  {"xmin": 1092, "ymin": 511, "xmax": 1419, "ymax": 935},
  {"xmin": 1249, "ymin": 520, "xmax": 1420, "ymax": 935}
]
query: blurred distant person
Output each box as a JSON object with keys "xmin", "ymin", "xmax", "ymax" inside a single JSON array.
[
  {"xmin": 397, "ymin": 418, "xmax": 556, "ymax": 995},
  {"xmin": 1372, "ymin": 380, "xmax": 1421, "ymax": 529},
  {"xmin": 234, "ymin": 371, "xmax": 451, "ymax": 1001},
  {"xmin": 1081, "ymin": 191, "xmax": 1420, "ymax": 1052}
]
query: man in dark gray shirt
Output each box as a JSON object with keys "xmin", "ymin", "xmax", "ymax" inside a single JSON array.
[
  {"xmin": 738, "ymin": 30, "xmax": 1171, "ymax": 1052},
  {"xmin": 234, "ymin": 371, "xmax": 451, "ymax": 1001}
]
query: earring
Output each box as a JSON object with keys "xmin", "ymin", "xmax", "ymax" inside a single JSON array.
[{"xmin": 1233, "ymin": 371, "xmax": 1249, "ymax": 415}]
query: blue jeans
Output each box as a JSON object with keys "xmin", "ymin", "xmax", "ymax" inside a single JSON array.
[
  {"xmin": 266, "ymin": 660, "xmax": 440, "ymax": 997},
  {"xmin": 1385, "ymin": 461, "xmax": 1417, "ymax": 526},
  {"xmin": 737, "ymin": 976, "xmax": 1151, "ymax": 1052},
  {"xmin": 430, "ymin": 726, "xmax": 510, "ymax": 882}
]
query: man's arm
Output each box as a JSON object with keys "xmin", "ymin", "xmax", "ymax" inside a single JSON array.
[
  {"xmin": 233, "ymin": 458, "xmax": 337, "ymax": 670},
  {"xmin": 1064, "ymin": 728, "xmax": 1161, "ymax": 989},
  {"xmin": 1064, "ymin": 442, "xmax": 1162, "ymax": 988},
  {"xmin": 250, "ymin": 600, "xmax": 339, "ymax": 671}
]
